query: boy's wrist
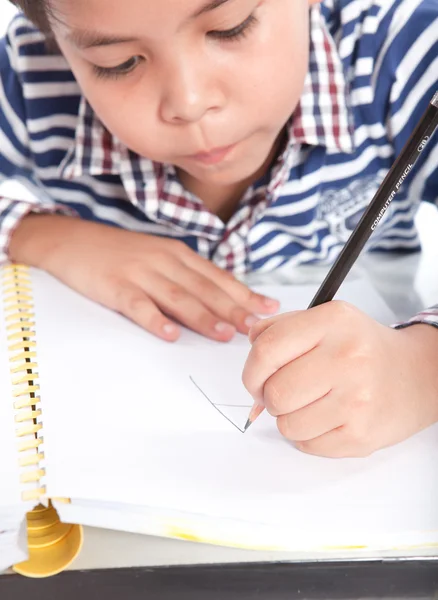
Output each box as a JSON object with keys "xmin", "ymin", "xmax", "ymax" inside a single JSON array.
[
  {"xmin": 8, "ymin": 213, "xmax": 76, "ymax": 270},
  {"xmin": 398, "ymin": 323, "xmax": 438, "ymax": 420}
]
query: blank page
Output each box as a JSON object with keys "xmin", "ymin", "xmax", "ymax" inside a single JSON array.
[{"xmin": 29, "ymin": 269, "xmax": 438, "ymax": 550}]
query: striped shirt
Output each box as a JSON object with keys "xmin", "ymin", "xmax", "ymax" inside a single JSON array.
[{"xmin": 0, "ymin": 0, "xmax": 437, "ymax": 326}]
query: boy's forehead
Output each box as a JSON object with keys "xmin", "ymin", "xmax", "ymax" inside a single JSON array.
[{"xmin": 51, "ymin": 0, "xmax": 248, "ymax": 35}]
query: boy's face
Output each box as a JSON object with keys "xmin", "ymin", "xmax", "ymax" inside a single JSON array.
[{"xmin": 51, "ymin": 0, "xmax": 317, "ymax": 187}]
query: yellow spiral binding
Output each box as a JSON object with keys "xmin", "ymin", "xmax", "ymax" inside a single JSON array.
[
  {"xmin": 1, "ymin": 264, "xmax": 83, "ymax": 577},
  {"xmin": 1, "ymin": 264, "xmax": 44, "ymax": 502}
]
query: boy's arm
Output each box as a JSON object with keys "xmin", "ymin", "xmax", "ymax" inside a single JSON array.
[{"xmin": 0, "ymin": 30, "xmax": 74, "ymax": 264}]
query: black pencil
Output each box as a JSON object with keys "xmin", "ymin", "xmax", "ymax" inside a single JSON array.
[
  {"xmin": 309, "ymin": 89, "xmax": 438, "ymax": 308},
  {"xmin": 244, "ymin": 89, "xmax": 438, "ymax": 432}
]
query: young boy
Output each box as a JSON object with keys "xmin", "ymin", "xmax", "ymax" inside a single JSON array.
[{"xmin": 1, "ymin": 0, "xmax": 437, "ymax": 457}]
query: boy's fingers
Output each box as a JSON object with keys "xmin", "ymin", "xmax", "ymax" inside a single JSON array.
[
  {"xmin": 276, "ymin": 391, "xmax": 343, "ymax": 442},
  {"xmin": 113, "ymin": 284, "xmax": 181, "ymax": 341},
  {"xmin": 242, "ymin": 313, "xmax": 325, "ymax": 404},
  {"xmin": 248, "ymin": 311, "xmax": 302, "ymax": 344},
  {"xmin": 295, "ymin": 428, "xmax": 371, "ymax": 459},
  {"xmin": 145, "ymin": 275, "xmax": 237, "ymax": 341},
  {"xmin": 183, "ymin": 253, "xmax": 280, "ymax": 315},
  {"xmin": 262, "ymin": 346, "xmax": 333, "ymax": 416},
  {"xmin": 169, "ymin": 267, "xmax": 262, "ymax": 334}
]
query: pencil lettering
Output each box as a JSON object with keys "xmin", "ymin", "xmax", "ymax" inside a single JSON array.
[
  {"xmin": 417, "ymin": 136, "xmax": 430, "ymax": 152},
  {"xmin": 370, "ymin": 164, "xmax": 413, "ymax": 231}
]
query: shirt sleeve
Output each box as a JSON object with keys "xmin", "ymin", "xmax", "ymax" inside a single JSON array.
[
  {"xmin": 385, "ymin": 0, "xmax": 438, "ymax": 329},
  {"xmin": 0, "ymin": 28, "xmax": 74, "ymax": 265}
]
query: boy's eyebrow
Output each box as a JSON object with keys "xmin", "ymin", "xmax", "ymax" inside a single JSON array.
[
  {"xmin": 67, "ymin": 31, "xmax": 137, "ymax": 49},
  {"xmin": 67, "ymin": 0, "xmax": 232, "ymax": 49},
  {"xmin": 193, "ymin": 0, "xmax": 231, "ymax": 18}
]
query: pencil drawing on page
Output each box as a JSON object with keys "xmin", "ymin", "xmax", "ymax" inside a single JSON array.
[{"xmin": 189, "ymin": 376, "xmax": 251, "ymax": 433}]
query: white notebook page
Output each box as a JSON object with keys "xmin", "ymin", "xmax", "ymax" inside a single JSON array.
[{"xmin": 30, "ymin": 268, "xmax": 438, "ymax": 549}]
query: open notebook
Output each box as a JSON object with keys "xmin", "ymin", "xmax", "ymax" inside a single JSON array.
[{"xmin": 1, "ymin": 264, "xmax": 438, "ymax": 573}]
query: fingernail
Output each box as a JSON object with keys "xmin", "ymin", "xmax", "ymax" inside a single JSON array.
[
  {"xmin": 163, "ymin": 323, "xmax": 178, "ymax": 335},
  {"xmin": 244, "ymin": 315, "xmax": 260, "ymax": 329},
  {"xmin": 214, "ymin": 322, "xmax": 236, "ymax": 335}
]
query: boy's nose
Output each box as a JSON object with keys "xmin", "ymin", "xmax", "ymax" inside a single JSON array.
[{"xmin": 159, "ymin": 60, "xmax": 224, "ymax": 124}]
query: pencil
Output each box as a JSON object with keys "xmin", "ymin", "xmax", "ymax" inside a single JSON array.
[{"xmin": 244, "ymin": 89, "xmax": 438, "ymax": 432}]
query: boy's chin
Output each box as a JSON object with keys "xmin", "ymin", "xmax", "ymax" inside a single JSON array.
[{"xmin": 179, "ymin": 157, "xmax": 270, "ymax": 188}]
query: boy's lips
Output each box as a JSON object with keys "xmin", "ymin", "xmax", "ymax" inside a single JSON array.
[{"xmin": 187, "ymin": 143, "xmax": 236, "ymax": 165}]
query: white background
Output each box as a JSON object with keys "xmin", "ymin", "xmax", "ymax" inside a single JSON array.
[{"xmin": 1, "ymin": 3, "xmax": 18, "ymax": 28}]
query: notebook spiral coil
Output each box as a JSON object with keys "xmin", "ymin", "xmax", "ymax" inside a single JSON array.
[{"xmin": 1, "ymin": 264, "xmax": 46, "ymax": 502}]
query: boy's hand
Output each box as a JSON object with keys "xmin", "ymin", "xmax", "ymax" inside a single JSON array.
[
  {"xmin": 242, "ymin": 301, "xmax": 438, "ymax": 457},
  {"xmin": 9, "ymin": 214, "xmax": 279, "ymax": 341}
]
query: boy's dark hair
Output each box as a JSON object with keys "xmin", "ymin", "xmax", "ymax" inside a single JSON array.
[{"xmin": 8, "ymin": 0, "xmax": 51, "ymax": 32}]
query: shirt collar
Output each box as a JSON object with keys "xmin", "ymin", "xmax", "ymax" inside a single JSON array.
[
  {"xmin": 288, "ymin": 4, "xmax": 354, "ymax": 153},
  {"xmin": 59, "ymin": 4, "xmax": 354, "ymax": 187}
]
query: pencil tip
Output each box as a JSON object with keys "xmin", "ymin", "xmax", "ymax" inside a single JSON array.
[{"xmin": 244, "ymin": 419, "xmax": 251, "ymax": 432}]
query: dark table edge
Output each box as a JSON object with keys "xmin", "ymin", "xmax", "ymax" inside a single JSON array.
[{"xmin": 2, "ymin": 558, "xmax": 438, "ymax": 599}]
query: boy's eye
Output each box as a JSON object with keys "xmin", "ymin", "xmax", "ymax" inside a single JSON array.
[
  {"xmin": 91, "ymin": 13, "xmax": 257, "ymax": 81},
  {"xmin": 92, "ymin": 56, "xmax": 143, "ymax": 80},
  {"xmin": 208, "ymin": 13, "xmax": 257, "ymax": 41}
]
